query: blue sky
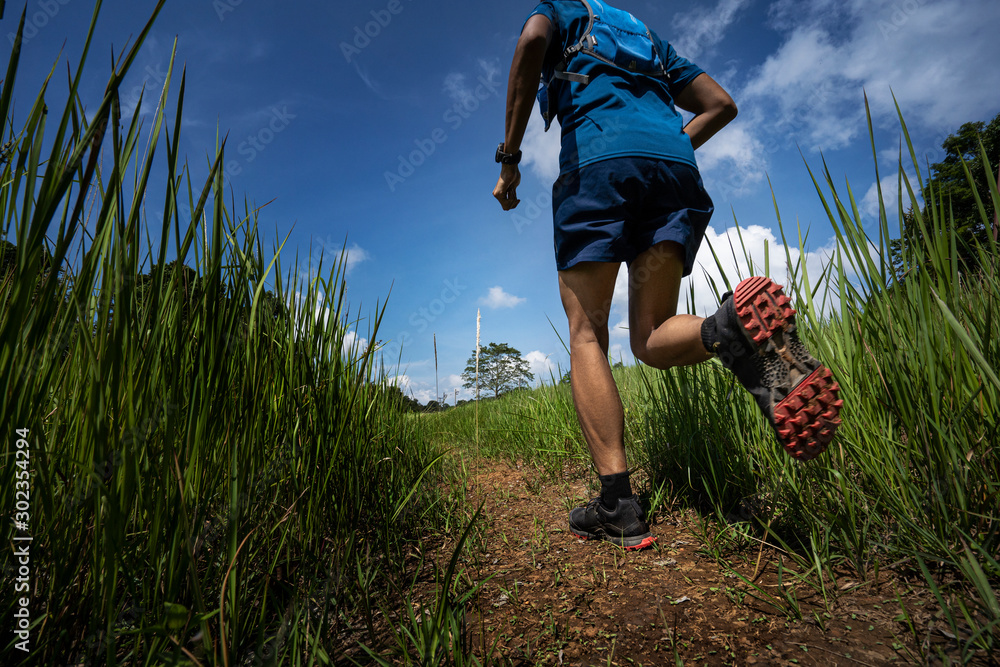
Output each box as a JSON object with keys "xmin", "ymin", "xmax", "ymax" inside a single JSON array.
[{"xmin": 5, "ymin": 0, "xmax": 1000, "ymax": 404}]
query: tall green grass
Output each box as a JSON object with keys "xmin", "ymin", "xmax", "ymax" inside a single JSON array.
[{"xmin": 1, "ymin": 4, "xmax": 466, "ymax": 664}]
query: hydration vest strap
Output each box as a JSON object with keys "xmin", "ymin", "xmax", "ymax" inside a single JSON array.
[
  {"xmin": 644, "ymin": 27, "xmax": 667, "ymax": 76},
  {"xmin": 554, "ymin": 70, "xmax": 590, "ymax": 84}
]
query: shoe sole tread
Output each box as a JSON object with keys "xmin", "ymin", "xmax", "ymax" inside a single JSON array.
[{"xmin": 733, "ymin": 277, "xmax": 843, "ymax": 461}]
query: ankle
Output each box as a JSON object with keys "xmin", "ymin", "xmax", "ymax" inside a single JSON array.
[
  {"xmin": 598, "ymin": 470, "xmax": 633, "ymax": 509},
  {"xmin": 701, "ymin": 315, "xmax": 718, "ymax": 354}
]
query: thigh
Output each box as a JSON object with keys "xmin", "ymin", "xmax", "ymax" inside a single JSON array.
[
  {"xmin": 627, "ymin": 240, "xmax": 686, "ymax": 347},
  {"xmin": 558, "ymin": 261, "xmax": 622, "ymax": 352}
]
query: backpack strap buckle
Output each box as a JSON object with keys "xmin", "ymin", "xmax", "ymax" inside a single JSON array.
[
  {"xmin": 554, "ymin": 70, "xmax": 590, "ymax": 84},
  {"xmin": 552, "ymin": 61, "xmax": 590, "ymax": 85}
]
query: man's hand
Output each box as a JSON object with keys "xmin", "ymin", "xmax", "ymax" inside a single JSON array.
[
  {"xmin": 493, "ymin": 15, "xmax": 550, "ymax": 212},
  {"xmin": 493, "ymin": 164, "xmax": 521, "ymax": 210}
]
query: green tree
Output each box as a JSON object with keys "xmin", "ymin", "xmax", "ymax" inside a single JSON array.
[
  {"xmin": 891, "ymin": 113, "xmax": 999, "ymax": 274},
  {"xmin": 461, "ymin": 341, "xmax": 535, "ymax": 399}
]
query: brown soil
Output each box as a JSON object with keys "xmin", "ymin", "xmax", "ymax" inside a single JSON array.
[{"xmin": 440, "ymin": 462, "xmax": 976, "ymax": 666}]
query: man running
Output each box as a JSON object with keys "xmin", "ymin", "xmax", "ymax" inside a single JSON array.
[{"xmin": 492, "ymin": 0, "xmax": 842, "ymax": 550}]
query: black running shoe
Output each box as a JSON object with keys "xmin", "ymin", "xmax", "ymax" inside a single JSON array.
[
  {"xmin": 702, "ymin": 276, "xmax": 843, "ymax": 461},
  {"xmin": 568, "ymin": 495, "xmax": 656, "ymax": 550}
]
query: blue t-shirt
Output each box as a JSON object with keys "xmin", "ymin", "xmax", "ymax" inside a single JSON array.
[{"xmin": 527, "ymin": 1, "xmax": 704, "ymax": 175}]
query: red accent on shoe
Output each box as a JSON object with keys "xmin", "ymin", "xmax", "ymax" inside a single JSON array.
[
  {"xmin": 624, "ymin": 536, "xmax": 658, "ymax": 551},
  {"xmin": 575, "ymin": 534, "xmax": 655, "ymax": 550},
  {"xmin": 774, "ymin": 367, "xmax": 843, "ymax": 461}
]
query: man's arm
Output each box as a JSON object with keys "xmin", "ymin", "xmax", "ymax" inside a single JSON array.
[
  {"xmin": 673, "ymin": 73, "xmax": 737, "ymax": 150},
  {"xmin": 494, "ymin": 14, "xmax": 553, "ymax": 211}
]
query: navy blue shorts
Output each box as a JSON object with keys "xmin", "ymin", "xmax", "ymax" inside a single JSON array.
[{"xmin": 552, "ymin": 158, "xmax": 714, "ymax": 276}]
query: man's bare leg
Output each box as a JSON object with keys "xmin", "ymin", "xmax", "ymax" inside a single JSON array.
[
  {"xmin": 557, "ymin": 261, "xmax": 625, "ymax": 476},
  {"xmin": 628, "ymin": 241, "xmax": 712, "ymax": 369},
  {"xmin": 561, "ymin": 261, "xmax": 657, "ymax": 549}
]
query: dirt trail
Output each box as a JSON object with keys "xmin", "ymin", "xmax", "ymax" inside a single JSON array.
[{"xmin": 455, "ymin": 463, "xmax": 935, "ymax": 666}]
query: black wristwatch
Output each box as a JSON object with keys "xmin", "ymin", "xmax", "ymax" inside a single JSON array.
[{"xmin": 495, "ymin": 143, "xmax": 522, "ymax": 166}]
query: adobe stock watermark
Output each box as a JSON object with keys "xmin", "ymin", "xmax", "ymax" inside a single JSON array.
[
  {"xmin": 6, "ymin": 0, "xmax": 73, "ymax": 47},
  {"xmin": 291, "ymin": 234, "xmax": 355, "ymax": 289},
  {"xmin": 226, "ymin": 106, "xmax": 296, "ymax": 177},
  {"xmin": 12, "ymin": 428, "xmax": 32, "ymax": 653},
  {"xmin": 878, "ymin": 0, "xmax": 929, "ymax": 40},
  {"xmin": 377, "ymin": 277, "xmax": 468, "ymax": 361},
  {"xmin": 714, "ymin": 79, "xmax": 838, "ymax": 202},
  {"xmin": 120, "ymin": 61, "xmax": 170, "ymax": 118},
  {"xmin": 213, "ymin": 0, "xmax": 245, "ymax": 22},
  {"xmin": 340, "ymin": 0, "xmax": 417, "ymax": 64},
  {"xmin": 384, "ymin": 64, "xmax": 502, "ymax": 192},
  {"xmin": 508, "ymin": 190, "xmax": 552, "ymax": 235},
  {"xmin": 762, "ymin": 79, "xmax": 836, "ymax": 155}
]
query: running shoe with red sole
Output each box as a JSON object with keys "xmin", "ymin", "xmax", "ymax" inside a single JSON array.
[
  {"xmin": 701, "ymin": 276, "xmax": 843, "ymax": 461},
  {"xmin": 569, "ymin": 496, "xmax": 657, "ymax": 550}
]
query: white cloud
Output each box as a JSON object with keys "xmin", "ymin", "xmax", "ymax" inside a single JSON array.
[
  {"xmin": 389, "ymin": 374, "xmax": 433, "ymax": 403},
  {"xmin": 287, "ymin": 290, "xmax": 375, "ymax": 358},
  {"xmin": 288, "ymin": 290, "xmax": 331, "ymax": 334},
  {"xmin": 438, "ymin": 374, "xmax": 471, "ymax": 404},
  {"xmin": 671, "ymin": 0, "xmax": 753, "ymax": 59},
  {"xmin": 480, "ymin": 286, "xmax": 526, "ymax": 309},
  {"xmin": 342, "ymin": 330, "xmax": 369, "ymax": 357},
  {"xmin": 553, "ymin": 222, "xmax": 852, "ymax": 367},
  {"xmin": 684, "ymin": 223, "xmax": 841, "ymax": 318},
  {"xmin": 860, "ymin": 170, "xmax": 922, "ymax": 222},
  {"xmin": 521, "ymin": 106, "xmax": 562, "ymax": 183},
  {"xmin": 741, "ymin": 29, "xmax": 859, "ymax": 152},
  {"xmin": 608, "ymin": 343, "xmax": 628, "ymax": 365},
  {"xmin": 740, "ymin": 0, "xmax": 1000, "ymax": 153},
  {"xmin": 609, "ymin": 265, "xmax": 630, "ymax": 341},
  {"xmin": 338, "ymin": 243, "xmax": 370, "ymax": 274},
  {"xmin": 299, "ymin": 239, "xmax": 369, "ymax": 281},
  {"xmin": 524, "ymin": 350, "xmax": 558, "ymax": 383},
  {"xmin": 696, "ymin": 122, "xmax": 768, "ymax": 198},
  {"xmin": 443, "ymin": 72, "xmax": 474, "ymax": 108}
]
